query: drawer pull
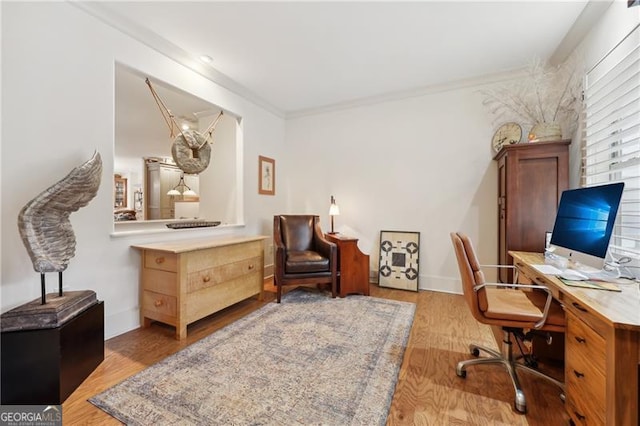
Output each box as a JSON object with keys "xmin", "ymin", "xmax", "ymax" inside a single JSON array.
[
  {"xmin": 155, "ymin": 257, "xmax": 165, "ymax": 264},
  {"xmin": 572, "ymin": 302, "xmax": 588, "ymax": 313},
  {"xmin": 574, "ymin": 411, "xmax": 586, "ymax": 421},
  {"xmin": 154, "ymin": 299, "xmax": 164, "ymax": 307},
  {"xmin": 573, "ymin": 370, "xmax": 585, "ymax": 378},
  {"xmin": 574, "ymin": 336, "xmax": 586, "ymax": 344},
  {"xmin": 248, "ymin": 264, "xmax": 255, "ymax": 270},
  {"xmin": 202, "ymin": 275, "xmax": 211, "ymax": 283}
]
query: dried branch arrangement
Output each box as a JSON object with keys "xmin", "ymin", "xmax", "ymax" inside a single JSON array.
[{"xmin": 482, "ymin": 56, "xmax": 583, "ymax": 138}]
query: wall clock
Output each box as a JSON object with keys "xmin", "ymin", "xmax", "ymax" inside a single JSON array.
[{"xmin": 492, "ymin": 122, "xmax": 522, "ymax": 152}]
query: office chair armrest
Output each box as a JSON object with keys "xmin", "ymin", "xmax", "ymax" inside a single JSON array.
[
  {"xmin": 480, "ymin": 264, "xmax": 516, "ymax": 270},
  {"xmin": 480, "ymin": 264, "xmax": 519, "ymax": 284},
  {"xmin": 473, "ymin": 282, "xmax": 553, "ymax": 329}
]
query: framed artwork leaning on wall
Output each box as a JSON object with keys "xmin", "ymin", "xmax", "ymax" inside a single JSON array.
[{"xmin": 378, "ymin": 230, "xmax": 420, "ymax": 291}]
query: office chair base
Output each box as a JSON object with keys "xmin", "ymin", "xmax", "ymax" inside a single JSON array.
[{"xmin": 456, "ymin": 331, "xmax": 564, "ymax": 414}]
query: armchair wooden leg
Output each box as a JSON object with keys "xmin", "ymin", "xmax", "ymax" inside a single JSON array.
[{"xmin": 276, "ymin": 280, "xmax": 282, "ymax": 303}]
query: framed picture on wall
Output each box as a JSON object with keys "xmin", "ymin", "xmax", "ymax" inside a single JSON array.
[
  {"xmin": 258, "ymin": 155, "xmax": 275, "ymax": 195},
  {"xmin": 378, "ymin": 230, "xmax": 420, "ymax": 292}
]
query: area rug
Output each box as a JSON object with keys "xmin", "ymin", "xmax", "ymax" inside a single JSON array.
[{"xmin": 89, "ymin": 289, "xmax": 415, "ymax": 425}]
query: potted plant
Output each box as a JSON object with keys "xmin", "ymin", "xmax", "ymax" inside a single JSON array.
[{"xmin": 482, "ymin": 56, "xmax": 583, "ymax": 142}]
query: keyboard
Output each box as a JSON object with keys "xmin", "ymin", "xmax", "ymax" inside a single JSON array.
[{"xmin": 166, "ymin": 220, "xmax": 221, "ymax": 229}]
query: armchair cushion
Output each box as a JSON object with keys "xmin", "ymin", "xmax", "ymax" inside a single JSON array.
[{"xmin": 286, "ymin": 250, "xmax": 330, "ymax": 274}]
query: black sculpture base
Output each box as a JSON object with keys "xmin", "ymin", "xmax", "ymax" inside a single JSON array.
[
  {"xmin": 0, "ymin": 290, "xmax": 98, "ymax": 332},
  {"xmin": 1, "ymin": 295, "xmax": 104, "ymax": 404}
]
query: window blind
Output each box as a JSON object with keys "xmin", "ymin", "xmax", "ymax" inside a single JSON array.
[{"xmin": 583, "ymin": 24, "xmax": 640, "ymax": 260}]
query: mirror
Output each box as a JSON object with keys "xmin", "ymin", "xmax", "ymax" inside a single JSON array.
[{"xmin": 114, "ymin": 63, "xmax": 241, "ymax": 228}]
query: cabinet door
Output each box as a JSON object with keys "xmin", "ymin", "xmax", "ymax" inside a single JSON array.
[
  {"xmin": 114, "ymin": 177, "xmax": 127, "ymax": 208},
  {"xmin": 512, "ymin": 155, "xmax": 561, "ymax": 251},
  {"xmin": 146, "ymin": 168, "xmax": 161, "ymax": 219},
  {"xmin": 160, "ymin": 167, "xmax": 182, "ymax": 209},
  {"xmin": 496, "ymin": 141, "xmax": 569, "ymax": 283}
]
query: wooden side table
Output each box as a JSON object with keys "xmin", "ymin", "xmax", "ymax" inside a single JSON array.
[{"xmin": 325, "ymin": 233, "xmax": 370, "ymax": 297}]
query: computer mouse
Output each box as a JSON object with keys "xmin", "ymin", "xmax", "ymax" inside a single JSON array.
[{"xmin": 560, "ymin": 269, "xmax": 589, "ymax": 281}]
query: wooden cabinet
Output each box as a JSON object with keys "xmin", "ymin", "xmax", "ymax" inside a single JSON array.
[
  {"xmin": 495, "ymin": 140, "xmax": 569, "ymax": 282},
  {"xmin": 146, "ymin": 161, "xmax": 199, "ymax": 220},
  {"xmin": 133, "ymin": 236, "xmax": 265, "ymax": 340},
  {"xmin": 114, "ymin": 175, "xmax": 127, "ymax": 208},
  {"xmin": 325, "ymin": 233, "xmax": 370, "ymax": 297}
]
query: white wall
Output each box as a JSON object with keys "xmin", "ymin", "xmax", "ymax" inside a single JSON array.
[
  {"xmin": 286, "ymin": 88, "xmax": 499, "ymax": 294},
  {"xmin": 1, "ymin": 2, "xmax": 288, "ymax": 338}
]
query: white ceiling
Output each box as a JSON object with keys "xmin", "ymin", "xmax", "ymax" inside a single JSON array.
[{"xmin": 91, "ymin": 1, "xmax": 600, "ymax": 116}]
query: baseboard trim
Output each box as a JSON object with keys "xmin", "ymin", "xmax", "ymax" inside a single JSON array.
[
  {"xmin": 264, "ymin": 263, "xmax": 274, "ymax": 279},
  {"xmin": 105, "ymin": 307, "xmax": 140, "ymax": 340}
]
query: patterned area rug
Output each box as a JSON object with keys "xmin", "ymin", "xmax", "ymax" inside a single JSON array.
[{"xmin": 90, "ymin": 289, "xmax": 415, "ymax": 425}]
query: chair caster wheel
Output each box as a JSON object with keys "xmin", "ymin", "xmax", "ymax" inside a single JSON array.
[
  {"xmin": 470, "ymin": 348, "xmax": 480, "ymax": 357},
  {"xmin": 515, "ymin": 390, "xmax": 527, "ymax": 414},
  {"xmin": 456, "ymin": 365, "xmax": 467, "ymax": 378}
]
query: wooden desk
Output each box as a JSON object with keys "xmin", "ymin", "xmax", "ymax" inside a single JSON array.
[
  {"xmin": 133, "ymin": 236, "xmax": 265, "ymax": 340},
  {"xmin": 325, "ymin": 233, "xmax": 370, "ymax": 297},
  {"xmin": 510, "ymin": 251, "xmax": 640, "ymax": 426}
]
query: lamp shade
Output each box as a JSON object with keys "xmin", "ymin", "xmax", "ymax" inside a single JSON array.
[
  {"xmin": 167, "ymin": 172, "xmax": 197, "ymax": 197},
  {"xmin": 329, "ymin": 195, "xmax": 340, "ymax": 215}
]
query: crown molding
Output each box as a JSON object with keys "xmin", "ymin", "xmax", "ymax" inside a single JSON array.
[
  {"xmin": 285, "ymin": 68, "xmax": 527, "ymax": 119},
  {"xmin": 72, "ymin": 2, "xmax": 285, "ymax": 119},
  {"xmin": 71, "ymin": 1, "xmax": 600, "ymax": 121},
  {"xmin": 549, "ymin": 0, "xmax": 614, "ymax": 66}
]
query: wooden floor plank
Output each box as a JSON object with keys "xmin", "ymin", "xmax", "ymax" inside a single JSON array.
[{"xmin": 61, "ymin": 280, "xmax": 568, "ymax": 425}]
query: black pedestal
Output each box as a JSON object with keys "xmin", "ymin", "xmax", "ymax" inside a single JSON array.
[{"xmin": 1, "ymin": 301, "xmax": 104, "ymax": 404}]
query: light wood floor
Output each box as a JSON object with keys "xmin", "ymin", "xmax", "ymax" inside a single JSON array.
[{"xmin": 62, "ymin": 280, "xmax": 569, "ymax": 425}]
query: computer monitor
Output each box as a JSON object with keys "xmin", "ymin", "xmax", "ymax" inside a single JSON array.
[{"xmin": 549, "ymin": 182, "xmax": 625, "ymax": 271}]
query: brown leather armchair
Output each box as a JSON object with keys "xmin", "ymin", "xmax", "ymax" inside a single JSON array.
[
  {"xmin": 450, "ymin": 232, "xmax": 565, "ymax": 414},
  {"xmin": 273, "ymin": 215, "xmax": 337, "ymax": 303}
]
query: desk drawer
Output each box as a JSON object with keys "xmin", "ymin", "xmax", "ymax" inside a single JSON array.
[
  {"xmin": 144, "ymin": 251, "xmax": 177, "ymax": 272},
  {"xmin": 566, "ymin": 396, "xmax": 604, "ymax": 426},
  {"xmin": 566, "ymin": 311, "xmax": 606, "ymax": 425},
  {"xmin": 564, "ymin": 294, "xmax": 608, "ymax": 338},
  {"xmin": 566, "ymin": 312, "xmax": 605, "ymax": 376}
]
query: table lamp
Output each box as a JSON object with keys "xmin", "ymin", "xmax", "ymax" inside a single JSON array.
[{"xmin": 329, "ymin": 195, "xmax": 340, "ymax": 234}]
